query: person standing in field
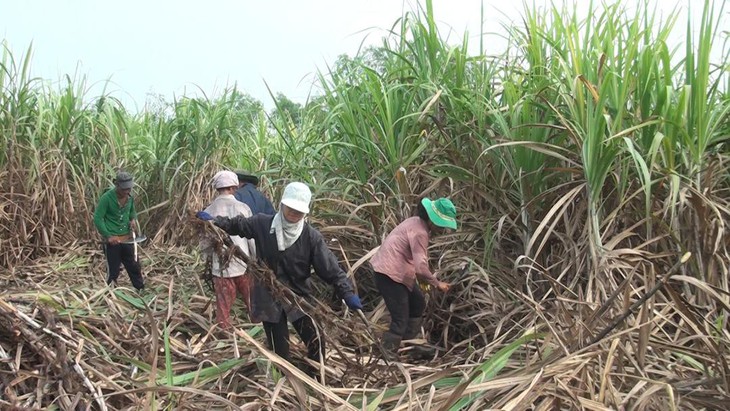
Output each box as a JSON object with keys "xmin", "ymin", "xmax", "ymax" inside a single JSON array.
[
  {"xmin": 234, "ymin": 170, "xmax": 275, "ymax": 215},
  {"xmin": 200, "ymin": 170, "xmax": 257, "ymax": 329},
  {"xmin": 369, "ymin": 197, "xmax": 457, "ymax": 360},
  {"xmin": 196, "ymin": 181, "xmax": 363, "ymax": 374},
  {"xmin": 93, "ymin": 171, "xmax": 145, "ymax": 291}
]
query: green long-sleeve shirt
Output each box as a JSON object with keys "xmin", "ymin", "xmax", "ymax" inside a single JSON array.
[{"xmin": 93, "ymin": 188, "xmax": 136, "ymax": 238}]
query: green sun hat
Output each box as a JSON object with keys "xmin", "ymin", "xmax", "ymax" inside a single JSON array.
[{"xmin": 421, "ymin": 197, "xmax": 457, "ymax": 230}]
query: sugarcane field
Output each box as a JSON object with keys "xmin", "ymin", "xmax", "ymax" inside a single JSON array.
[{"xmin": 1, "ymin": 0, "xmax": 729, "ymax": 409}]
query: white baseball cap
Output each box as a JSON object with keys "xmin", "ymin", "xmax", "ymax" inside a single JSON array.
[{"xmin": 280, "ymin": 182, "xmax": 311, "ymax": 213}]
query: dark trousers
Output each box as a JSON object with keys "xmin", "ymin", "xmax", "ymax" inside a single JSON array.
[
  {"xmin": 374, "ymin": 272, "xmax": 425, "ymax": 337},
  {"xmin": 263, "ymin": 312, "xmax": 323, "ymax": 364},
  {"xmin": 103, "ymin": 243, "xmax": 144, "ymax": 290}
]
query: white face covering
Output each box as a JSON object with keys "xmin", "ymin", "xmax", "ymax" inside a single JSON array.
[{"xmin": 269, "ymin": 207, "xmax": 305, "ymax": 251}]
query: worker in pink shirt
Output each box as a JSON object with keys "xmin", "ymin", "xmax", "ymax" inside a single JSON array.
[{"xmin": 369, "ymin": 197, "xmax": 457, "ymax": 360}]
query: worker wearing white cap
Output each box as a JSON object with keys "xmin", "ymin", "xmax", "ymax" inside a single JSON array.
[
  {"xmin": 196, "ymin": 181, "xmax": 362, "ymax": 376},
  {"xmin": 200, "ymin": 170, "xmax": 257, "ymax": 329}
]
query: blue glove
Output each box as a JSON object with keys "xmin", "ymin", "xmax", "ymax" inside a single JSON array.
[
  {"xmin": 344, "ymin": 295, "xmax": 363, "ymax": 310},
  {"xmin": 196, "ymin": 211, "xmax": 214, "ymax": 221}
]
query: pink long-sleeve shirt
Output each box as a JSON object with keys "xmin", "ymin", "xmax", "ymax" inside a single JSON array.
[{"xmin": 370, "ymin": 217, "xmax": 440, "ymax": 291}]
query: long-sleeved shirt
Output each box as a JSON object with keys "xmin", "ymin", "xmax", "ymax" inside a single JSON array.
[
  {"xmin": 93, "ymin": 188, "xmax": 136, "ymax": 239},
  {"xmin": 202, "ymin": 194, "xmax": 255, "ymax": 278},
  {"xmin": 215, "ymin": 213, "xmax": 355, "ymax": 323},
  {"xmin": 369, "ymin": 216, "xmax": 440, "ymax": 291},
  {"xmin": 234, "ymin": 183, "xmax": 275, "ymax": 215}
]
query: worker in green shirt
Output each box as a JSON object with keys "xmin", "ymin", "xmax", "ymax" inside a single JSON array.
[{"xmin": 93, "ymin": 171, "xmax": 145, "ymax": 291}]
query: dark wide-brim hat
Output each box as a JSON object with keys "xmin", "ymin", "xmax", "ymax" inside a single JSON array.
[{"xmin": 235, "ymin": 170, "xmax": 259, "ymax": 186}]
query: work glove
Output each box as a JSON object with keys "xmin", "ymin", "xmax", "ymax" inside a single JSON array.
[
  {"xmin": 196, "ymin": 211, "xmax": 214, "ymax": 221},
  {"xmin": 344, "ymin": 294, "xmax": 363, "ymax": 310}
]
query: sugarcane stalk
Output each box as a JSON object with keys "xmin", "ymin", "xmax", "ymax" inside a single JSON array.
[
  {"xmin": 586, "ymin": 252, "xmax": 691, "ymax": 347},
  {"xmin": 354, "ymin": 308, "xmax": 391, "ymax": 366},
  {"xmin": 132, "ymin": 230, "xmax": 138, "ymax": 262}
]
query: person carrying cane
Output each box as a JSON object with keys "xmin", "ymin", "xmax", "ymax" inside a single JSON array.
[
  {"xmin": 200, "ymin": 170, "xmax": 257, "ymax": 329},
  {"xmin": 196, "ymin": 181, "xmax": 363, "ymax": 375}
]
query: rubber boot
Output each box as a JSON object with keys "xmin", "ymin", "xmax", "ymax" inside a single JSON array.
[
  {"xmin": 297, "ymin": 360, "xmax": 322, "ymax": 383},
  {"xmin": 403, "ymin": 317, "xmax": 437, "ymax": 360},
  {"xmin": 403, "ymin": 317, "xmax": 423, "ymax": 340},
  {"xmin": 408, "ymin": 344, "xmax": 437, "ymax": 360},
  {"xmin": 380, "ymin": 331, "xmax": 402, "ymax": 361}
]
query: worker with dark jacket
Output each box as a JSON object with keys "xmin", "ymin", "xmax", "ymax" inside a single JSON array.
[
  {"xmin": 197, "ymin": 181, "xmax": 362, "ymax": 371},
  {"xmin": 234, "ymin": 170, "xmax": 275, "ymax": 215},
  {"xmin": 369, "ymin": 197, "xmax": 456, "ymax": 359}
]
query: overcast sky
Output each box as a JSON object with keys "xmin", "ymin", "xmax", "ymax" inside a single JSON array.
[{"xmin": 0, "ymin": 1, "xmax": 724, "ymax": 111}]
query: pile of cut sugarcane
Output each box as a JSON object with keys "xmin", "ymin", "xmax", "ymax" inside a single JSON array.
[{"xmin": 2, "ymin": 219, "xmax": 728, "ymax": 410}]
